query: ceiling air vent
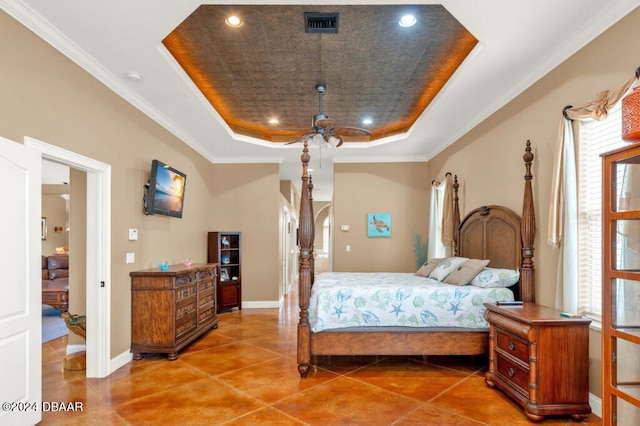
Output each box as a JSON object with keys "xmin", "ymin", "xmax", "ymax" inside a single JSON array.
[{"xmin": 305, "ymin": 12, "xmax": 339, "ymax": 34}]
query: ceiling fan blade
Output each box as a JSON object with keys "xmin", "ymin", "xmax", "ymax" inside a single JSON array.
[
  {"xmin": 285, "ymin": 132, "xmax": 316, "ymax": 144},
  {"xmin": 333, "ymin": 126, "xmax": 373, "ymax": 137},
  {"xmin": 315, "ymin": 117, "xmax": 335, "ymax": 129}
]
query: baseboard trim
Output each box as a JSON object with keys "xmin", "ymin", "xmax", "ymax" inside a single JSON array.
[
  {"xmin": 110, "ymin": 349, "xmax": 133, "ymax": 375},
  {"xmin": 589, "ymin": 393, "xmax": 602, "ymax": 418},
  {"xmin": 241, "ymin": 301, "xmax": 280, "ymax": 309},
  {"xmin": 66, "ymin": 344, "xmax": 86, "ymax": 355}
]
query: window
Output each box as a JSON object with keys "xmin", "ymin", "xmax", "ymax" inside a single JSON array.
[{"xmin": 577, "ymin": 102, "xmax": 626, "ymax": 321}]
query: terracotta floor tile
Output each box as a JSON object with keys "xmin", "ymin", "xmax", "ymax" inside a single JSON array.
[
  {"xmin": 86, "ymin": 358, "xmax": 210, "ymax": 405},
  {"xmin": 113, "ymin": 377, "xmax": 265, "ymax": 425},
  {"xmin": 394, "ymin": 403, "xmax": 487, "ymax": 425},
  {"xmin": 273, "ymin": 376, "xmax": 422, "ymax": 425},
  {"xmin": 429, "ymin": 375, "xmax": 602, "ymax": 425},
  {"xmin": 215, "ymin": 319, "xmax": 287, "ymax": 341},
  {"xmin": 223, "ymin": 406, "xmax": 306, "ymax": 425},
  {"xmin": 217, "ymin": 356, "xmax": 339, "ymax": 403},
  {"xmin": 179, "ymin": 341, "xmax": 281, "ymax": 376},
  {"xmin": 346, "ymin": 356, "xmax": 469, "ymax": 401},
  {"xmin": 242, "ymin": 330, "xmax": 298, "ymax": 358}
]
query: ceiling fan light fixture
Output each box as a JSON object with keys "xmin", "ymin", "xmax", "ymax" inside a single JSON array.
[
  {"xmin": 328, "ymin": 136, "xmax": 340, "ymax": 148},
  {"xmin": 225, "ymin": 15, "xmax": 243, "ymax": 27},
  {"xmin": 399, "ymin": 14, "xmax": 417, "ymax": 28},
  {"xmin": 362, "ymin": 118, "xmax": 373, "ymax": 125},
  {"xmin": 268, "ymin": 118, "xmax": 279, "ymax": 124}
]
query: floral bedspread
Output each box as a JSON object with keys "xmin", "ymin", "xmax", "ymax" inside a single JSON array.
[{"xmin": 309, "ymin": 272, "xmax": 514, "ymax": 332}]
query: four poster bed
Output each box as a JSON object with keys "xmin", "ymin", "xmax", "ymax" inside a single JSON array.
[{"xmin": 296, "ymin": 141, "xmax": 536, "ymax": 378}]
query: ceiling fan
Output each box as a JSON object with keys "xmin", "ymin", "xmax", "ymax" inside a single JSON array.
[{"xmin": 288, "ymin": 84, "xmax": 372, "ymax": 147}]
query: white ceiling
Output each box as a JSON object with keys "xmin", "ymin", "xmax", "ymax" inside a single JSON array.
[{"xmin": 3, "ymin": 0, "xmax": 639, "ymax": 200}]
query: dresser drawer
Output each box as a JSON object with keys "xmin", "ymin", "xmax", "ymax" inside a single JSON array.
[
  {"xmin": 175, "ymin": 298, "xmax": 197, "ymax": 320},
  {"xmin": 175, "ymin": 284, "xmax": 196, "ymax": 302},
  {"xmin": 496, "ymin": 354, "xmax": 529, "ymax": 395},
  {"xmin": 199, "ymin": 289, "xmax": 215, "ymax": 307},
  {"xmin": 496, "ymin": 328, "xmax": 529, "ymax": 364},
  {"xmin": 198, "ymin": 279, "xmax": 215, "ymax": 292},
  {"xmin": 198, "ymin": 303, "xmax": 215, "ymax": 325},
  {"xmin": 175, "ymin": 314, "xmax": 197, "ymax": 340},
  {"xmin": 175, "ymin": 272, "xmax": 198, "ymax": 288}
]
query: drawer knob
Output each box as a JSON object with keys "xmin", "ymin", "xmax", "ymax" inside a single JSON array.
[
  {"xmin": 509, "ymin": 342, "xmax": 515, "ymax": 351},
  {"xmin": 508, "ymin": 368, "xmax": 515, "ymax": 377}
]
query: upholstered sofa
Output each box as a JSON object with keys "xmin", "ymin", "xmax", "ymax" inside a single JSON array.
[{"xmin": 42, "ymin": 255, "xmax": 69, "ymax": 312}]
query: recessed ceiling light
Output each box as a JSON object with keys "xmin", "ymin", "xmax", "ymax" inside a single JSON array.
[
  {"xmin": 399, "ymin": 14, "xmax": 417, "ymax": 28},
  {"xmin": 362, "ymin": 118, "xmax": 373, "ymax": 125},
  {"xmin": 225, "ymin": 15, "xmax": 243, "ymax": 27},
  {"xmin": 268, "ymin": 118, "xmax": 279, "ymax": 124}
]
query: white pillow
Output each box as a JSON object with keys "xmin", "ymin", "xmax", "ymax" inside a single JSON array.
[
  {"xmin": 470, "ymin": 267, "xmax": 520, "ymax": 288},
  {"xmin": 428, "ymin": 257, "xmax": 469, "ymax": 281}
]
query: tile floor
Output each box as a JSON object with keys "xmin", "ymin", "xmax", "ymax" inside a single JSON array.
[{"xmin": 41, "ymin": 289, "xmax": 602, "ymax": 425}]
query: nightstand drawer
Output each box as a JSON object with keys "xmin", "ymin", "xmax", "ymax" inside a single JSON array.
[
  {"xmin": 496, "ymin": 328, "xmax": 529, "ymax": 364},
  {"xmin": 495, "ymin": 354, "xmax": 529, "ymax": 394}
]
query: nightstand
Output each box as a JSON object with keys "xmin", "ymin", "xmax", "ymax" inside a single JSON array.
[{"xmin": 484, "ymin": 302, "xmax": 591, "ymax": 422}]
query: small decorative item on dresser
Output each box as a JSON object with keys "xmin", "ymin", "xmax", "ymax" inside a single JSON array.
[
  {"xmin": 158, "ymin": 261, "xmax": 170, "ymax": 271},
  {"xmin": 182, "ymin": 258, "xmax": 193, "ymax": 268}
]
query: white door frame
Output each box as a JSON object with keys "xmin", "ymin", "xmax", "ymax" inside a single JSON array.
[{"xmin": 25, "ymin": 137, "xmax": 112, "ymax": 378}]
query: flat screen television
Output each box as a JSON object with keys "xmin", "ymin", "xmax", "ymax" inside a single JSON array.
[{"xmin": 144, "ymin": 159, "xmax": 187, "ymax": 218}]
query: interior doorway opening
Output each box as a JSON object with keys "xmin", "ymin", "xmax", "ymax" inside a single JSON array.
[{"xmin": 26, "ymin": 137, "xmax": 112, "ymax": 378}]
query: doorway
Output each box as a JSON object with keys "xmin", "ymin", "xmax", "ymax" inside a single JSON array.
[{"xmin": 26, "ymin": 137, "xmax": 112, "ymax": 378}]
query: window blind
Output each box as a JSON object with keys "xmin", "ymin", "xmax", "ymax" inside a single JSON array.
[{"xmin": 577, "ymin": 102, "xmax": 625, "ymax": 321}]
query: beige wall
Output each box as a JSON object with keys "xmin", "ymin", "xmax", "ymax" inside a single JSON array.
[
  {"xmin": 428, "ymin": 6, "xmax": 640, "ymax": 399},
  {"xmin": 210, "ymin": 163, "xmax": 282, "ymax": 303},
  {"xmin": 41, "ymin": 184, "xmax": 69, "ymax": 255},
  {"xmin": 68, "ymin": 169, "xmax": 87, "ymax": 346},
  {"xmin": 333, "ymin": 162, "xmax": 430, "ymax": 272}
]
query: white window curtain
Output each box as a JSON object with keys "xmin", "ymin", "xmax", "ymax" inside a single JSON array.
[
  {"xmin": 548, "ymin": 72, "xmax": 637, "ymax": 315},
  {"xmin": 429, "ymin": 174, "xmax": 454, "ymax": 259}
]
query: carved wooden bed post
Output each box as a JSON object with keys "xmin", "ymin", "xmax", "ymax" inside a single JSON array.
[
  {"xmin": 308, "ymin": 175, "xmax": 315, "ymax": 286},
  {"xmin": 520, "ymin": 140, "xmax": 536, "ymax": 302},
  {"xmin": 297, "ymin": 140, "xmax": 312, "ymax": 377},
  {"xmin": 452, "ymin": 174, "xmax": 460, "ymax": 256}
]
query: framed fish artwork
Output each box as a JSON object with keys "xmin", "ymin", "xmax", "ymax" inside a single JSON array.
[{"xmin": 367, "ymin": 213, "xmax": 391, "ymax": 237}]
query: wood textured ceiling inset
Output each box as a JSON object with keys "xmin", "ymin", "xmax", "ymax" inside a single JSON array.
[{"xmin": 163, "ymin": 5, "xmax": 477, "ymax": 143}]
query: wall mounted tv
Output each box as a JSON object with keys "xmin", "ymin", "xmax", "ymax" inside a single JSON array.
[{"xmin": 144, "ymin": 159, "xmax": 187, "ymax": 218}]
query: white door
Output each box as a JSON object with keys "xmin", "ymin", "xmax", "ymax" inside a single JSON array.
[{"xmin": 0, "ymin": 137, "xmax": 42, "ymax": 425}]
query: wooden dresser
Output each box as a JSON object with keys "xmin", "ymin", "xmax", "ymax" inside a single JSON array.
[
  {"xmin": 484, "ymin": 302, "xmax": 591, "ymax": 422},
  {"xmin": 130, "ymin": 263, "xmax": 219, "ymax": 360}
]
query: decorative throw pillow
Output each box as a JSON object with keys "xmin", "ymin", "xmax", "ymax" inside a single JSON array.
[
  {"xmin": 470, "ymin": 267, "xmax": 520, "ymax": 288},
  {"xmin": 428, "ymin": 257, "xmax": 469, "ymax": 281},
  {"xmin": 416, "ymin": 258, "xmax": 444, "ymax": 277},
  {"xmin": 444, "ymin": 259, "xmax": 490, "ymax": 285}
]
